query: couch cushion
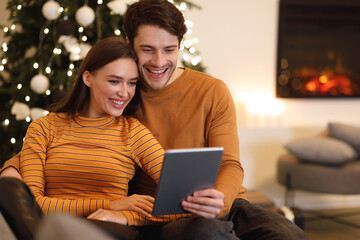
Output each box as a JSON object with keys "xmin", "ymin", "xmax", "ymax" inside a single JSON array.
[
  {"xmin": 277, "ymin": 153, "xmax": 360, "ymax": 194},
  {"xmin": 284, "ymin": 137, "xmax": 358, "ymax": 165},
  {"xmin": 329, "ymin": 122, "xmax": 360, "ymax": 153}
]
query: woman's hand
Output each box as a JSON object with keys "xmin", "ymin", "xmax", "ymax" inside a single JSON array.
[
  {"xmin": 109, "ymin": 194, "xmax": 154, "ymax": 218},
  {"xmin": 181, "ymin": 189, "xmax": 224, "ymax": 219},
  {"xmin": 0, "ymin": 167, "xmax": 23, "ymax": 180},
  {"xmin": 88, "ymin": 209, "xmax": 128, "ymax": 225}
]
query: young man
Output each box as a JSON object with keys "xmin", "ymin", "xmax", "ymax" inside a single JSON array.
[{"xmin": 1, "ymin": 0, "xmax": 307, "ymax": 239}]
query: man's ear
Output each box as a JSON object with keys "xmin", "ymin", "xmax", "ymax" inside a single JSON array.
[{"xmin": 82, "ymin": 71, "xmax": 92, "ymax": 87}]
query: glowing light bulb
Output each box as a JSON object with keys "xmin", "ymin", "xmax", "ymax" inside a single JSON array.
[
  {"xmin": 183, "ymin": 54, "xmax": 190, "ymax": 61},
  {"xmin": 11, "ymin": 24, "xmax": 16, "ymax": 30},
  {"xmin": 2, "ymin": 58, "xmax": 7, "ymax": 64},
  {"xmin": 0, "ymin": 65, "xmax": 4, "ymax": 71},
  {"xmin": 192, "ymin": 56, "xmax": 201, "ymax": 66},
  {"xmin": 46, "ymin": 67, "xmax": 51, "ymax": 74},
  {"xmin": 26, "ymin": 116, "xmax": 31, "ymax": 122},
  {"xmin": 179, "ymin": 2, "xmax": 187, "ymax": 11},
  {"xmin": 33, "ymin": 62, "xmax": 39, "ymax": 69},
  {"xmin": 25, "ymin": 96, "xmax": 30, "ymax": 102},
  {"xmin": 189, "ymin": 47, "xmax": 196, "ymax": 54},
  {"xmin": 185, "ymin": 20, "xmax": 194, "ymax": 28},
  {"xmin": 4, "ymin": 119, "xmax": 9, "ymax": 125},
  {"xmin": 97, "ymin": 0, "xmax": 103, "ymax": 4},
  {"xmin": 59, "ymin": 7, "xmax": 64, "ymax": 13},
  {"xmin": 67, "ymin": 70, "xmax": 73, "ymax": 77},
  {"xmin": 46, "ymin": 90, "xmax": 51, "ymax": 95},
  {"xmin": 82, "ymin": 36, "xmax": 87, "ymax": 42},
  {"xmin": 11, "ymin": 138, "xmax": 16, "ymax": 144},
  {"xmin": 3, "ymin": 27, "xmax": 8, "ymax": 33},
  {"xmin": 44, "ymin": 28, "xmax": 49, "ymax": 34},
  {"xmin": 78, "ymin": 27, "xmax": 84, "ymax": 33},
  {"xmin": 17, "ymin": 5, "xmax": 22, "ymax": 10},
  {"xmin": 53, "ymin": 48, "xmax": 62, "ymax": 54},
  {"xmin": 17, "ymin": 84, "xmax": 22, "ymax": 89},
  {"xmin": 114, "ymin": 29, "xmax": 121, "ymax": 36},
  {"xmin": 69, "ymin": 63, "xmax": 74, "ymax": 69}
]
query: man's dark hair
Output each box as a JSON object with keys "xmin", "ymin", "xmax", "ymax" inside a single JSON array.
[
  {"xmin": 123, "ymin": 0, "xmax": 187, "ymax": 45},
  {"xmin": 49, "ymin": 37, "xmax": 140, "ymax": 116}
]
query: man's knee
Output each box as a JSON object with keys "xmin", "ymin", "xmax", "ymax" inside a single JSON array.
[
  {"xmin": 161, "ymin": 217, "xmax": 239, "ymax": 240},
  {"xmin": 228, "ymin": 199, "xmax": 308, "ymax": 240}
]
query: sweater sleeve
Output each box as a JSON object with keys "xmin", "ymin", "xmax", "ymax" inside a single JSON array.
[
  {"xmin": 129, "ymin": 119, "xmax": 164, "ymax": 183},
  {"xmin": 19, "ymin": 116, "xmax": 110, "ymax": 217},
  {"xmin": 123, "ymin": 119, "xmax": 194, "ymax": 226},
  {"xmin": 209, "ymin": 81, "xmax": 245, "ymax": 218},
  {"xmin": 0, "ymin": 153, "xmax": 20, "ymax": 173}
]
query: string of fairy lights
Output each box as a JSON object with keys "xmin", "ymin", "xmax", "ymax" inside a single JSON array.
[{"xmin": 0, "ymin": 0, "xmax": 202, "ymax": 146}]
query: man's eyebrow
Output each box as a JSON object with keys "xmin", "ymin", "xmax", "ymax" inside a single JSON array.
[{"xmin": 139, "ymin": 44, "xmax": 178, "ymax": 48}]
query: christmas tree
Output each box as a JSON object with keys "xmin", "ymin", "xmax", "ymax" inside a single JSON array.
[{"xmin": 0, "ymin": 0, "xmax": 205, "ymax": 166}]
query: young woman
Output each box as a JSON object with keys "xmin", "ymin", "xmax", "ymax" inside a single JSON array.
[{"xmin": 0, "ymin": 37, "xmax": 167, "ymax": 240}]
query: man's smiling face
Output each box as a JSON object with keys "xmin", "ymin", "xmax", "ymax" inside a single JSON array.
[{"xmin": 133, "ymin": 24, "xmax": 179, "ymax": 90}]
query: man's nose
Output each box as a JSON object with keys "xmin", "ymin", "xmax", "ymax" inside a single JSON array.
[{"xmin": 152, "ymin": 52, "xmax": 165, "ymax": 66}]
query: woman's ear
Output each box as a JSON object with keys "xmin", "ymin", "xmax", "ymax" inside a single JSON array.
[
  {"xmin": 125, "ymin": 37, "xmax": 131, "ymax": 46},
  {"xmin": 82, "ymin": 71, "xmax": 92, "ymax": 87}
]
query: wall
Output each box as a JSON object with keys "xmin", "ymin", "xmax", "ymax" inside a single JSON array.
[
  {"xmin": 185, "ymin": 0, "xmax": 360, "ymax": 209},
  {"xmin": 1, "ymin": 0, "xmax": 360, "ymax": 208}
]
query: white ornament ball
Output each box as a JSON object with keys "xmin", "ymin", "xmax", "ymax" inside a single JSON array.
[
  {"xmin": 30, "ymin": 108, "xmax": 48, "ymax": 120},
  {"xmin": 11, "ymin": 101, "xmax": 31, "ymax": 121},
  {"xmin": 42, "ymin": 0, "xmax": 61, "ymax": 21},
  {"xmin": 75, "ymin": 6, "xmax": 95, "ymax": 27},
  {"xmin": 30, "ymin": 74, "xmax": 50, "ymax": 94}
]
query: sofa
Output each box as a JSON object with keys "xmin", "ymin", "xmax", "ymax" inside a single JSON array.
[{"xmin": 277, "ymin": 122, "xmax": 360, "ymax": 206}]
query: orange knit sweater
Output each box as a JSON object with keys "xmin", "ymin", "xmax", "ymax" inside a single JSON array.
[
  {"xmin": 3, "ymin": 68, "xmax": 245, "ymax": 219},
  {"xmin": 133, "ymin": 68, "xmax": 246, "ymax": 217},
  {"xmin": 17, "ymin": 112, "xmax": 188, "ymax": 226}
]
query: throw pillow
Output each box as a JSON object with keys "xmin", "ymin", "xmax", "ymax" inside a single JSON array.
[
  {"xmin": 284, "ymin": 137, "xmax": 358, "ymax": 165},
  {"xmin": 329, "ymin": 122, "xmax": 360, "ymax": 153}
]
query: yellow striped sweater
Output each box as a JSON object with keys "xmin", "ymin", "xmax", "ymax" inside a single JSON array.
[{"xmin": 18, "ymin": 112, "xmax": 189, "ymax": 226}]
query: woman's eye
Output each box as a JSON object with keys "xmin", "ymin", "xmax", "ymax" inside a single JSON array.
[
  {"xmin": 129, "ymin": 81, "xmax": 137, "ymax": 86},
  {"xmin": 109, "ymin": 80, "xmax": 118, "ymax": 84}
]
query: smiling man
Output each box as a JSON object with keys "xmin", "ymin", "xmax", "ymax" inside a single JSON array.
[{"xmin": 1, "ymin": 0, "xmax": 308, "ymax": 239}]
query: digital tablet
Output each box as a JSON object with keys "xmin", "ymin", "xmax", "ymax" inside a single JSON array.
[{"xmin": 152, "ymin": 147, "xmax": 224, "ymax": 216}]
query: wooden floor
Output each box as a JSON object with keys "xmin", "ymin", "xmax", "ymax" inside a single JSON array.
[{"xmin": 301, "ymin": 208, "xmax": 360, "ymax": 240}]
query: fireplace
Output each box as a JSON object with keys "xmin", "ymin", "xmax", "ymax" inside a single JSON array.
[{"xmin": 276, "ymin": 0, "xmax": 360, "ymax": 98}]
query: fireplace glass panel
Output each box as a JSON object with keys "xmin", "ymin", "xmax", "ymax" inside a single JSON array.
[{"xmin": 276, "ymin": 0, "xmax": 360, "ymax": 98}]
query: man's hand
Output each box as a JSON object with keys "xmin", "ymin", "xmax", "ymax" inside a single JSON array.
[
  {"xmin": 181, "ymin": 189, "xmax": 224, "ymax": 218},
  {"xmin": 109, "ymin": 194, "xmax": 154, "ymax": 218},
  {"xmin": 0, "ymin": 167, "xmax": 23, "ymax": 180},
  {"xmin": 88, "ymin": 209, "xmax": 128, "ymax": 225}
]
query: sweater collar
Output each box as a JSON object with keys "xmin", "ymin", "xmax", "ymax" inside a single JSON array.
[{"xmin": 74, "ymin": 114, "xmax": 117, "ymax": 127}]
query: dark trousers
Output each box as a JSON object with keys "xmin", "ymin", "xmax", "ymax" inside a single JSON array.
[
  {"xmin": 0, "ymin": 177, "xmax": 237, "ymax": 240},
  {"xmin": 0, "ymin": 177, "xmax": 308, "ymax": 240}
]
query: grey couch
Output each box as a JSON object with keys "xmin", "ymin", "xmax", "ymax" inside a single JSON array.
[{"xmin": 277, "ymin": 122, "xmax": 360, "ymax": 207}]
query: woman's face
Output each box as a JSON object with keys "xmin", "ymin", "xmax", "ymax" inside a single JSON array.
[{"xmin": 82, "ymin": 58, "xmax": 138, "ymax": 118}]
